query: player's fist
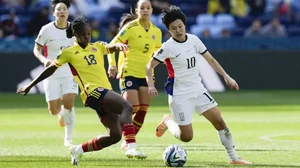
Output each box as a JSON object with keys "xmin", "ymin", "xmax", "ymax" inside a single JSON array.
[
  {"xmin": 16, "ymin": 85, "xmax": 32, "ymax": 96},
  {"xmin": 224, "ymin": 75, "xmax": 239, "ymax": 91},
  {"xmin": 148, "ymin": 85, "xmax": 159, "ymax": 97},
  {"xmin": 108, "ymin": 66, "xmax": 117, "ymax": 78}
]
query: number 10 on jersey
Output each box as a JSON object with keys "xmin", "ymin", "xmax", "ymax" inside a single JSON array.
[{"xmin": 186, "ymin": 56, "xmax": 196, "ymax": 69}]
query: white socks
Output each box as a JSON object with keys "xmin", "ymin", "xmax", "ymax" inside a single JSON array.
[
  {"xmin": 165, "ymin": 118, "xmax": 181, "ymax": 140},
  {"xmin": 62, "ymin": 105, "xmax": 75, "ymax": 146},
  {"xmin": 218, "ymin": 128, "xmax": 239, "ymax": 161},
  {"xmin": 127, "ymin": 143, "xmax": 137, "ymax": 149}
]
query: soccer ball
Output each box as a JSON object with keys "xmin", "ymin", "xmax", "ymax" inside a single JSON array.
[{"xmin": 163, "ymin": 145, "xmax": 187, "ymax": 167}]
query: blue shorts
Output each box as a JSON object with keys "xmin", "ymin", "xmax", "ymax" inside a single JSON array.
[
  {"xmin": 85, "ymin": 87, "xmax": 109, "ymax": 118},
  {"xmin": 120, "ymin": 76, "xmax": 148, "ymax": 92}
]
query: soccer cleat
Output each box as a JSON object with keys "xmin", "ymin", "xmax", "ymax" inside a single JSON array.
[
  {"xmin": 58, "ymin": 114, "xmax": 65, "ymax": 127},
  {"xmin": 120, "ymin": 140, "xmax": 128, "ymax": 150},
  {"xmin": 69, "ymin": 145, "xmax": 81, "ymax": 166},
  {"xmin": 125, "ymin": 148, "xmax": 147, "ymax": 160},
  {"xmin": 156, "ymin": 114, "xmax": 171, "ymax": 137},
  {"xmin": 229, "ymin": 158, "xmax": 252, "ymax": 165}
]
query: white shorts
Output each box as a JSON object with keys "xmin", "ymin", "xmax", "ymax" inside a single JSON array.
[
  {"xmin": 168, "ymin": 92, "xmax": 218, "ymax": 125},
  {"xmin": 43, "ymin": 77, "xmax": 78, "ymax": 102}
]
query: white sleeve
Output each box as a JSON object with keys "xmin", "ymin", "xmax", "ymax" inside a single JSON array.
[
  {"xmin": 194, "ymin": 35, "xmax": 208, "ymax": 55},
  {"xmin": 35, "ymin": 26, "xmax": 48, "ymax": 46},
  {"xmin": 153, "ymin": 43, "xmax": 171, "ymax": 63}
]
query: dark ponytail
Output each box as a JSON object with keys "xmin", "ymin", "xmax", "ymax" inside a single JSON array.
[
  {"xmin": 119, "ymin": 13, "xmax": 137, "ymax": 30},
  {"xmin": 66, "ymin": 23, "xmax": 73, "ymax": 38},
  {"xmin": 66, "ymin": 17, "xmax": 89, "ymax": 38}
]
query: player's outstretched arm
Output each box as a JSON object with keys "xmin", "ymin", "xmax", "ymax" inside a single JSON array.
[
  {"xmin": 202, "ymin": 51, "xmax": 239, "ymax": 91},
  {"xmin": 107, "ymin": 43, "xmax": 129, "ymax": 54},
  {"xmin": 146, "ymin": 58, "xmax": 160, "ymax": 97},
  {"xmin": 16, "ymin": 63, "xmax": 58, "ymax": 95}
]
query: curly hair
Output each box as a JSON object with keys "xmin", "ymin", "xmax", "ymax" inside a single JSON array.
[{"xmin": 66, "ymin": 17, "xmax": 90, "ymax": 38}]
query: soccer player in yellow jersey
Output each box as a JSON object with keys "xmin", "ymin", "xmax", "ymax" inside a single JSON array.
[
  {"xmin": 17, "ymin": 17, "xmax": 146, "ymax": 165},
  {"xmin": 108, "ymin": 0, "xmax": 162, "ymax": 149}
]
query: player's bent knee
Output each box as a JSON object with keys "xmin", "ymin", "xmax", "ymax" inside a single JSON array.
[
  {"xmin": 123, "ymin": 101, "xmax": 133, "ymax": 115},
  {"xmin": 110, "ymin": 131, "xmax": 122, "ymax": 144},
  {"xmin": 180, "ymin": 134, "xmax": 193, "ymax": 142}
]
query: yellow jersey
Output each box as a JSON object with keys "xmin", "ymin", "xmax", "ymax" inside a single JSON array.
[
  {"xmin": 54, "ymin": 41, "xmax": 112, "ymax": 104},
  {"xmin": 109, "ymin": 19, "xmax": 162, "ymax": 78}
]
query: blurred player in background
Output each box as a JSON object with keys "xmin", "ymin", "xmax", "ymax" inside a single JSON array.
[
  {"xmin": 33, "ymin": 0, "xmax": 77, "ymax": 147},
  {"xmin": 146, "ymin": 5, "xmax": 252, "ymax": 165},
  {"xmin": 108, "ymin": 0, "xmax": 162, "ymax": 149},
  {"xmin": 17, "ymin": 17, "xmax": 147, "ymax": 165},
  {"xmin": 115, "ymin": 13, "xmax": 137, "ymax": 83}
]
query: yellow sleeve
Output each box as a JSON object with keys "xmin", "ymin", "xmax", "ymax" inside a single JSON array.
[
  {"xmin": 96, "ymin": 41, "xmax": 110, "ymax": 56},
  {"xmin": 53, "ymin": 50, "xmax": 69, "ymax": 67},
  {"xmin": 108, "ymin": 26, "xmax": 130, "ymax": 66},
  {"xmin": 117, "ymin": 51, "xmax": 125, "ymax": 70},
  {"xmin": 155, "ymin": 29, "xmax": 163, "ymax": 52}
]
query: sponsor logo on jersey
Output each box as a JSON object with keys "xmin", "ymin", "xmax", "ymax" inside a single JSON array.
[
  {"xmin": 91, "ymin": 47, "xmax": 97, "ymax": 52},
  {"xmin": 179, "ymin": 113, "xmax": 185, "ymax": 121}
]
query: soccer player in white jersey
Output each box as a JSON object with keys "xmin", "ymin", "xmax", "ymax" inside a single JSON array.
[
  {"xmin": 146, "ymin": 6, "xmax": 251, "ymax": 165},
  {"xmin": 33, "ymin": 0, "xmax": 77, "ymax": 146}
]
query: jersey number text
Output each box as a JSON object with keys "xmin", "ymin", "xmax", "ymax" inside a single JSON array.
[
  {"xmin": 143, "ymin": 44, "xmax": 150, "ymax": 53},
  {"xmin": 186, "ymin": 56, "xmax": 196, "ymax": 69},
  {"xmin": 84, "ymin": 54, "xmax": 97, "ymax": 65}
]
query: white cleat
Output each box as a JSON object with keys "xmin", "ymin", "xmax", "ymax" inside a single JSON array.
[
  {"xmin": 69, "ymin": 145, "xmax": 81, "ymax": 166},
  {"xmin": 125, "ymin": 148, "xmax": 147, "ymax": 160}
]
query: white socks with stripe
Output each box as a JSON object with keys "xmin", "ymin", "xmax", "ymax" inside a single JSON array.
[
  {"xmin": 62, "ymin": 105, "xmax": 75, "ymax": 146},
  {"xmin": 165, "ymin": 119, "xmax": 181, "ymax": 140},
  {"xmin": 218, "ymin": 128, "xmax": 239, "ymax": 161}
]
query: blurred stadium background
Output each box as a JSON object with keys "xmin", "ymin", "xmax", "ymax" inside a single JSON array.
[
  {"xmin": 1, "ymin": 0, "xmax": 300, "ymax": 167},
  {"xmin": 1, "ymin": 0, "xmax": 300, "ymax": 92}
]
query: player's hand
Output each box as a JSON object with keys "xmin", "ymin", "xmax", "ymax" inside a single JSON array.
[
  {"xmin": 43, "ymin": 59, "xmax": 52, "ymax": 67},
  {"xmin": 108, "ymin": 66, "xmax": 117, "ymax": 78},
  {"xmin": 115, "ymin": 43, "xmax": 129, "ymax": 51},
  {"xmin": 148, "ymin": 85, "xmax": 158, "ymax": 97},
  {"xmin": 16, "ymin": 85, "xmax": 32, "ymax": 96},
  {"xmin": 224, "ymin": 75, "xmax": 239, "ymax": 91}
]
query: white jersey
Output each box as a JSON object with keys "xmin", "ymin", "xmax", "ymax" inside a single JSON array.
[
  {"xmin": 35, "ymin": 22, "xmax": 75, "ymax": 78},
  {"xmin": 153, "ymin": 34, "xmax": 208, "ymax": 96}
]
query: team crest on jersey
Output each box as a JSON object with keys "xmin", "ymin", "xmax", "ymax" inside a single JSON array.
[
  {"xmin": 152, "ymin": 35, "xmax": 155, "ymax": 40},
  {"xmin": 126, "ymin": 81, "xmax": 133, "ymax": 87},
  {"xmin": 91, "ymin": 47, "xmax": 97, "ymax": 52},
  {"xmin": 193, "ymin": 45, "xmax": 197, "ymax": 52},
  {"xmin": 97, "ymin": 87, "xmax": 104, "ymax": 92}
]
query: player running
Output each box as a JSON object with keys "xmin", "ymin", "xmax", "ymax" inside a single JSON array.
[
  {"xmin": 146, "ymin": 5, "xmax": 252, "ymax": 165},
  {"xmin": 33, "ymin": 0, "xmax": 77, "ymax": 146},
  {"xmin": 17, "ymin": 17, "xmax": 146, "ymax": 165},
  {"xmin": 108, "ymin": 0, "xmax": 162, "ymax": 149}
]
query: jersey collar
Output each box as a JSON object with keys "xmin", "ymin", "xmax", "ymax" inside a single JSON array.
[{"xmin": 137, "ymin": 19, "xmax": 152, "ymax": 31}]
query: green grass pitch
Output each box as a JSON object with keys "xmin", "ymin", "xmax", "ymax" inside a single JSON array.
[{"xmin": 0, "ymin": 90, "xmax": 299, "ymax": 167}]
